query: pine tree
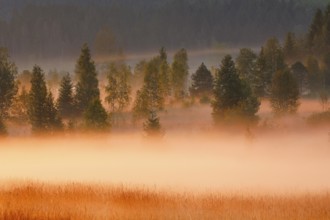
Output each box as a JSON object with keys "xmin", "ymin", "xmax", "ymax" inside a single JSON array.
[
  {"xmin": 189, "ymin": 62, "xmax": 213, "ymax": 100},
  {"xmin": 57, "ymin": 73, "xmax": 75, "ymax": 119},
  {"xmin": 28, "ymin": 65, "xmax": 62, "ymax": 133},
  {"xmin": 75, "ymin": 43, "xmax": 100, "ymax": 114},
  {"xmin": 171, "ymin": 48, "xmax": 189, "ymax": 100},
  {"xmin": 133, "ymin": 58, "xmax": 165, "ymax": 120},
  {"xmin": 212, "ymin": 55, "xmax": 259, "ymax": 124},
  {"xmin": 143, "ymin": 110, "xmax": 164, "ymax": 138},
  {"xmin": 0, "ymin": 48, "xmax": 18, "ymax": 118},
  {"xmin": 270, "ymin": 69, "xmax": 300, "ymax": 115},
  {"xmin": 84, "ymin": 99, "xmax": 110, "ymax": 131}
]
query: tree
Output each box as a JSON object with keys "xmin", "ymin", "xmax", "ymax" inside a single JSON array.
[
  {"xmin": 171, "ymin": 48, "xmax": 189, "ymax": 100},
  {"xmin": 212, "ymin": 55, "xmax": 260, "ymax": 124},
  {"xmin": 306, "ymin": 56, "xmax": 323, "ymax": 94},
  {"xmin": 133, "ymin": 58, "xmax": 165, "ymax": 120},
  {"xmin": 189, "ymin": 62, "xmax": 213, "ymax": 101},
  {"xmin": 0, "ymin": 117, "xmax": 7, "ymax": 137},
  {"xmin": 159, "ymin": 47, "xmax": 171, "ymax": 98},
  {"xmin": 9, "ymin": 86, "xmax": 29, "ymax": 122},
  {"xmin": 143, "ymin": 110, "xmax": 164, "ymax": 138},
  {"xmin": 83, "ymin": 99, "xmax": 110, "ymax": 131},
  {"xmin": 57, "ymin": 73, "xmax": 75, "ymax": 119},
  {"xmin": 75, "ymin": 43, "xmax": 100, "ymax": 115},
  {"xmin": 105, "ymin": 62, "xmax": 132, "ymax": 113},
  {"xmin": 270, "ymin": 69, "xmax": 299, "ymax": 115},
  {"xmin": 0, "ymin": 48, "xmax": 18, "ymax": 118},
  {"xmin": 262, "ymin": 38, "xmax": 286, "ymax": 88},
  {"xmin": 236, "ymin": 48, "xmax": 257, "ymax": 82},
  {"xmin": 28, "ymin": 65, "xmax": 62, "ymax": 133},
  {"xmin": 307, "ymin": 9, "xmax": 324, "ymax": 50},
  {"xmin": 283, "ymin": 32, "xmax": 298, "ymax": 62}
]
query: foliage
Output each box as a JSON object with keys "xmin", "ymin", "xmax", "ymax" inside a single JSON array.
[
  {"xmin": 236, "ymin": 48, "xmax": 257, "ymax": 82},
  {"xmin": 28, "ymin": 65, "xmax": 63, "ymax": 133},
  {"xmin": 105, "ymin": 62, "xmax": 132, "ymax": 113},
  {"xmin": 143, "ymin": 110, "xmax": 164, "ymax": 138},
  {"xmin": 0, "ymin": 48, "xmax": 18, "ymax": 118},
  {"xmin": 75, "ymin": 44, "xmax": 100, "ymax": 115},
  {"xmin": 270, "ymin": 69, "xmax": 300, "ymax": 115},
  {"xmin": 57, "ymin": 73, "xmax": 75, "ymax": 119},
  {"xmin": 189, "ymin": 62, "xmax": 213, "ymax": 99},
  {"xmin": 83, "ymin": 99, "xmax": 110, "ymax": 131},
  {"xmin": 307, "ymin": 110, "xmax": 330, "ymax": 126},
  {"xmin": 0, "ymin": 116, "xmax": 7, "ymax": 136},
  {"xmin": 133, "ymin": 58, "xmax": 165, "ymax": 120},
  {"xmin": 171, "ymin": 48, "xmax": 189, "ymax": 100},
  {"xmin": 212, "ymin": 55, "xmax": 260, "ymax": 125}
]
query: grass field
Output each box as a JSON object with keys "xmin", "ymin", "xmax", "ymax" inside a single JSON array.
[{"xmin": 0, "ymin": 182, "xmax": 329, "ymax": 220}]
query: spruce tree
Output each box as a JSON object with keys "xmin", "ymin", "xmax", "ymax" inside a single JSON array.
[
  {"xmin": 307, "ymin": 9, "xmax": 324, "ymax": 50},
  {"xmin": 236, "ymin": 48, "xmax": 257, "ymax": 82},
  {"xmin": 270, "ymin": 69, "xmax": 300, "ymax": 115},
  {"xmin": 212, "ymin": 55, "xmax": 259, "ymax": 124},
  {"xmin": 283, "ymin": 32, "xmax": 297, "ymax": 61},
  {"xmin": 189, "ymin": 62, "xmax": 213, "ymax": 100},
  {"xmin": 159, "ymin": 47, "xmax": 171, "ymax": 98},
  {"xmin": 28, "ymin": 65, "xmax": 62, "ymax": 133},
  {"xmin": 75, "ymin": 44, "xmax": 100, "ymax": 114},
  {"xmin": 57, "ymin": 73, "xmax": 75, "ymax": 119}
]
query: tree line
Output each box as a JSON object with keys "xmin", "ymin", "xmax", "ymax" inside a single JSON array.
[{"xmin": 2, "ymin": 3, "xmax": 330, "ymax": 136}]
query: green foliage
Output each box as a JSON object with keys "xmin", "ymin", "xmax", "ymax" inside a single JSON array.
[
  {"xmin": 133, "ymin": 58, "xmax": 165, "ymax": 120},
  {"xmin": 189, "ymin": 62, "xmax": 213, "ymax": 98},
  {"xmin": 236, "ymin": 48, "xmax": 257, "ymax": 81},
  {"xmin": 0, "ymin": 48, "xmax": 18, "ymax": 118},
  {"xmin": 291, "ymin": 62, "xmax": 308, "ymax": 95},
  {"xmin": 270, "ymin": 69, "xmax": 300, "ymax": 115},
  {"xmin": 212, "ymin": 55, "xmax": 260, "ymax": 125},
  {"xmin": 28, "ymin": 65, "xmax": 63, "ymax": 133},
  {"xmin": 75, "ymin": 44, "xmax": 100, "ymax": 114},
  {"xmin": 9, "ymin": 87, "xmax": 29, "ymax": 122},
  {"xmin": 105, "ymin": 62, "xmax": 132, "ymax": 113},
  {"xmin": 57, "ymin": 73, "xmax": 75, "ymax": 119},
  {"xmin": 171, "ymin": 48, "xmax": 189, "ymax": 100},
  {"xmin": 262, "ymin": 38, "xmax": 286, "ymax": 89},
  {"xmin": 159, "ymin": 47, "xmax": 171, "ymax": 98},
  {"xmin": 83, "ymin": 99, "xmax": 110, "ymax": 131},
  {"xmin": 307, "ymin": 9, "xmax": 324, "ymax": 50},
  {"xmin": 143, "ymin": 110, "xmax": 164, "ymax": 138}
]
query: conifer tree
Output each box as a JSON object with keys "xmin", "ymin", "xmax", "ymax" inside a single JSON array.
[
  {"xmin": 159, "ymin": 47, "xmax": 171, "ymax": 97},
  {"xmin": 212, "ymin": 55, "xmax": 259, "ymax": 124},
  {"xmin": 307, "ymin": 9, "xmax": 324, "ymax": 50},
  {"xmin": 75, "ymin": 44, "xmax": 100, "ymax": 114},
  {"xmin": 236, "ymin": 48, "xmax": 257, "ymax": 82},
  {"xmin": 0, "ymin": 117, "xmax": 7, "ymax": 136},
  {"xmin": 189, "ymin": 62, "xmax": 213, "ymax": 100},
  {"xmin": 84, "ymin": 99, "xmax": 110, "ymax": 131},
  {"xmin": 57, "ymin": 73, "xmax": 75, "ymax": 119},
  {"xmin": 270, "ymin": 69, "xmax": 299, "ymax": 115},
  {"xmin": 28, "ymin": 65, "xmax": 62, "ymax": 133},
  {"xmin": 283, "ymin": 32, "xmax": 297, "ymax": 61}
]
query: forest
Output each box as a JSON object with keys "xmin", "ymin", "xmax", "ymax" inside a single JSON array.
[{"xmin": 1, "ymin": 3, "xmax": 330, "ymax": 136}]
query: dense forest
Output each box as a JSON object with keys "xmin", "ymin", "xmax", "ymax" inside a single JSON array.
[{"xmin": 0, "ymin": 0, "xmax": 322, "ymax": 61}]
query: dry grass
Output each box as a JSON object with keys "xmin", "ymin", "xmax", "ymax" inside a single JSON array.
[{"xmin": 0, "ymin": 182, "xmax": 329, "ymax": 220}]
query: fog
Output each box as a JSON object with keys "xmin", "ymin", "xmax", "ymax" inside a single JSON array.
[{"xmin": 1, "ymin": 127, "xmax": 330, "ymax": 195}]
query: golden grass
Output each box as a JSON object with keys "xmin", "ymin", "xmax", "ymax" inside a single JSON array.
[{"xmin": 0, "ymin": 182, "xmax": 329, "ymax": 220}]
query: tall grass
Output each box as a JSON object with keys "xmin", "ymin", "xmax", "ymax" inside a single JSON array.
[{"xmin": 0, "ymin": 182, "xmax": 329, "ymax": 220}]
